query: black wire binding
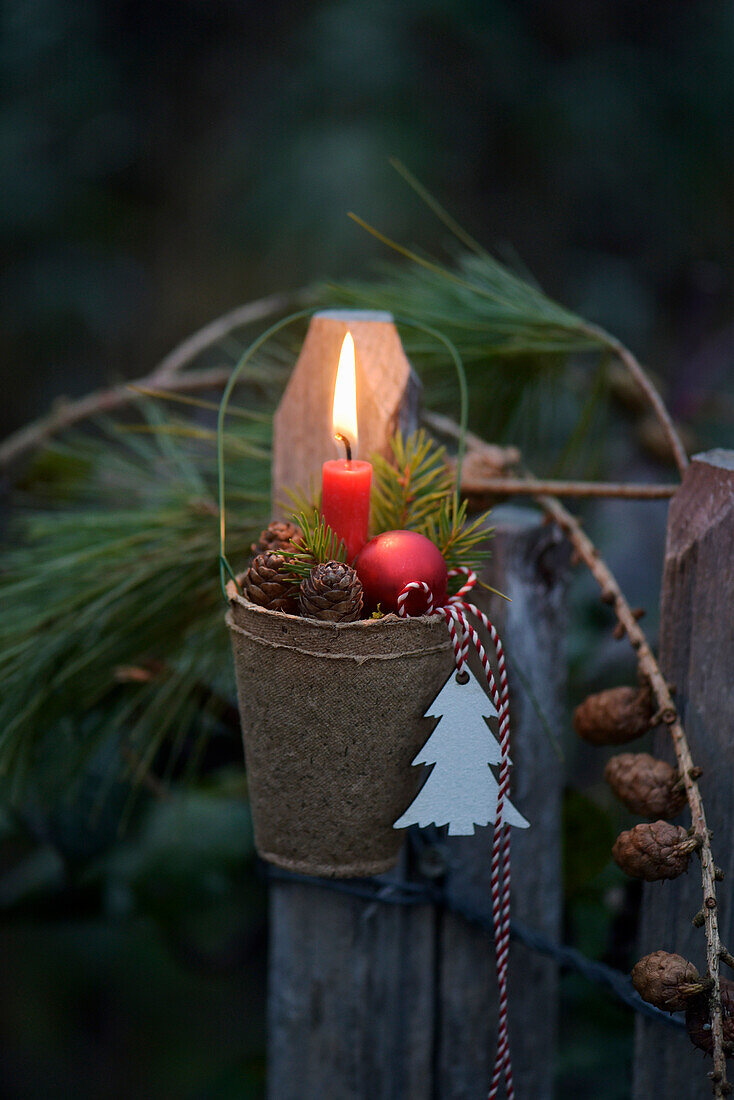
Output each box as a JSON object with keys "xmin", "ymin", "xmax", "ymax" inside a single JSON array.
[{"xmin": 262, "ymin": 853, "xmax": 685, "ymax": 1033}]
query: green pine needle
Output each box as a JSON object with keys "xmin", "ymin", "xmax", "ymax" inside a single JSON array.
[
  {"xmin": 0, "ymin": 404, "xmax": 271, "ymax": 797},
  {"xmin": 422, "ymin": 496, "xmax": 494, "ymax": 575},
  {"xmin": 318, "ymin": 173, "xmax": 617, "ymax": 472},
  {"xmin": 370, "ymin": 429, "xmax": 493, "ymax": 575},
  {"xmin": 282, "ymin": 482, "xmax": 322, "ymax": 517},
  {"xmin": 370, "ymin": 428, "xmax": 453, "ymax": 534},
  {"xmin": 278, "ymin": 510, "xmax": 347, "ymax": 579}
]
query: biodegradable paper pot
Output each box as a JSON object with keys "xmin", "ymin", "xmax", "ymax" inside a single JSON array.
[{"xmin": 226, "ymin": 590, "xmax": 454, "ymax": 878}]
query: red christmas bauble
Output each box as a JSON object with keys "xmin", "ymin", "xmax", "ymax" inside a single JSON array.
[{"xmin": 354, "ymin": 530, "xmax": 448, "ymax": 615}]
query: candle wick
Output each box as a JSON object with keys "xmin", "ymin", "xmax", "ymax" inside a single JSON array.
[{"xmin": 335, "ymin": 433, "xmax": 352, "ymax": 463}]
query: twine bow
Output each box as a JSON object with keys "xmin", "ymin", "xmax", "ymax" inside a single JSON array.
[{"xmin": 398, "ymin": 567, "xmax": 515, "ymax": 1100}]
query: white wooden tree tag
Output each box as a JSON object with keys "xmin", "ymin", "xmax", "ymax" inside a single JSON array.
[{"xmin": 394, "ymin": 666, "xmax": 530, "ymax": 836}]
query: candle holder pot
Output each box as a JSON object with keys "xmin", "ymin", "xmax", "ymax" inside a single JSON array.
[{"xmin": 226, "ymin": 585, "xmax": 453, "ymax": 877}]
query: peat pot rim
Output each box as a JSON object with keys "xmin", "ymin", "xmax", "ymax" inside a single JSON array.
[{"xmin": 226, "ymin": 583, "xmax": 451, "ymax": 660}]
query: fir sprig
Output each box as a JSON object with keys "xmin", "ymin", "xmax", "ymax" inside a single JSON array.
[
  {"xmin": 371, "ymin": 429, "xmax": 493, "ymax": 575},
  {"xmin": 278, "ymin": 510, "xmax": 347, "ymax": 579},
  {"xmin": 370, "ymin": 429, "xmax": 452, "ymax": 534},
  {"xmin": 423, "ymin": 496, "xmax": 494, "ymax": 574}
]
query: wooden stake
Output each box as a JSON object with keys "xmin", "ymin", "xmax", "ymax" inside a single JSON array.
[
  {"xmin": 267, "ymin": 509, "xmax": 567, "ymax": 1100},
  {"xmin": 633, "ymin": 450, "xmax": 734, "ymax": 1100},
  {"xmin": 271, "ymin": 310, "xmax": 421, "ymax": 513}
]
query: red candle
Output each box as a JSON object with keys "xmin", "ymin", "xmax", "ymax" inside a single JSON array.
[
  {"xmin": 322, "ymin": 457, "xmax": 372, "ymax": 562},
  {"xmin": 321, "ymin": 332, "xmax": 372, "ymax": 562}
]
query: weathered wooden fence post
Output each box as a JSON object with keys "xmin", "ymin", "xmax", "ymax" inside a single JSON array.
[
  {"xmin": 633, "ymin": 450, "xmax": 734, "ymax": 1099},
  {"xmin": 267, "ymin": 505, "xmax": 567, "ymax": 1100}
]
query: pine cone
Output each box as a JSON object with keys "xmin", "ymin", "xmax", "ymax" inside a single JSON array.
[
  {"xmin": 686, "ymin": 978, "xmax": 734, "ymax": 1055},
  {"xmin": 242, "ymin": 551, "xmax": 298, "ymax": 613},
  {"xmin": 251, "ymin": 520, "xmax": 300, "ymax": 555},
  {"xmin": 612, "ymin": 820, "xmax": 697, "ymax": 881},
  {"xmin": 573, "ymin": 685, "xmax": 653, "ymax": 745},
  {"xmin": 605, "ymin": 753, "xmax": 687, "ymax": 819},
  {"xmin": 632, "ymin": 951, "xmax": 706, "ymax": 1012},
  {"xmin": 299, "ymin": 561, "xmax": 364, "ymax": 622}
]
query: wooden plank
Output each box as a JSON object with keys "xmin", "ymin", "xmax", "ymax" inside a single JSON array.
[
  {"xmin": 633, "ymin": 450, "xmax": 734, "ymax": 1100},
  {"xmin": 268, "ymin": 854, "xmax": 437, "ymax": 1100},
  {"xmin": 267, "ymin": 507, "xmax": 567, "ymax": 1099},
  {"xmin": 436, "ymin": 507, "xmax": 567, "ymax": 1100},
  {"xmin": 268, "ymin": 317, "xmax": 426, "ymax": 1099}
]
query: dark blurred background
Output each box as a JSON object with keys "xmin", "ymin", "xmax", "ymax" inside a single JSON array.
[
  {"xmin": 3, "ymin": 0, "xmax": 733, "ymax": 440},
  {"xmin": 1, "ymin": 2, "xmax": 732, "ymax": 1097}
]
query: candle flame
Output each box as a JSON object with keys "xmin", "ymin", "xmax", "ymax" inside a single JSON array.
[{"xmin": 332, "ymin": 332, "xmax": 358, "ymax": 455}]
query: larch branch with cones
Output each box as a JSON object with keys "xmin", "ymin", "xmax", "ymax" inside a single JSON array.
[{"xmin": 432, "ymin": 413, "xmax": 731, "ymax": 1097}]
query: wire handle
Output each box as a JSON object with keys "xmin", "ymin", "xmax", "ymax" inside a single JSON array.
[
  {"xmin": 216, "ymin": 310, "xmax": 469, "ymax": 601},
  {"xmin": 217, "ymin": 309, "xmax": 316, "ymax": 598},
  {"xmin": 391, "ymin": 316, "xmax": 468, "ymax": 511}
]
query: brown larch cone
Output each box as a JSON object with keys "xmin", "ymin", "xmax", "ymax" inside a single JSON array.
[
  {"xmin": 631, "ymin": 951, "xmax": 707, "ymax": 1012},
  {"xmin": 251, "ymin": 520, "xmax": 300, "ymax": 555},
  {"xmin": 299, "ymin": 561, "xmax": 364, "ymax": 622},
  {"xmin": 612, "ymin": 820, "xmax": 698, "ymax": 881},
  {"xmin": 242, "ymin": 551, "xmax": 298, "ymax": 614},
  {"xmin": 573, "ymin": 684, "xmax": 654, "ymax": 745},
  {"xmin": 686, "ymin": 978, "xmax": 734, "ymax": 1055},
  {"xmin": 605, "ymin": 753, "xmax": 687, "ymax": 819}
]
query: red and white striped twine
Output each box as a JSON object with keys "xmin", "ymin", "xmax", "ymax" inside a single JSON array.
[{"xmin": 398, "ymin": 567, "xmax": 514, "ymax": 1100}]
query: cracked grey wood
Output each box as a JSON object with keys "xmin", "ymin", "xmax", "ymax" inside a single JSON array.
[
  {"xmin": 633, "ymin": 451, "xmax": 734, "ymax": 1100},
  {"xmin": 267, "ymin": 506, "xmax": 567, "ymax": 1100}
]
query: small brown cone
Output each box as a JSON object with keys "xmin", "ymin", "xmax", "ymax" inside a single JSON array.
[
  {"xmin": 251, "ymin": 520, "xmax": 300, "ymax": 555},
  {"xmin": 605, "ymin": 753, "xmax": 687, "ymax": 819},
  {"xmin": 299, "ymin": 561, "xmax": 364, "ymax": 622},
  {"xmin": 612, "ymin": 820, "xmax": 697, "ymax": 881},
  {"xmin": 242, "ymin": 551, "xmax": 298, "ymax": 614},
  {"xmin": 573, "ymin": 685, "xmax": 653, "ymax": 746},
  {"xmin": 686, "ymin": 978, "xmax": 734, "ymax": 1055},
  {"xmin": 631, "ymin": 951, "xmax": 705, "ymax": 1012}
]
